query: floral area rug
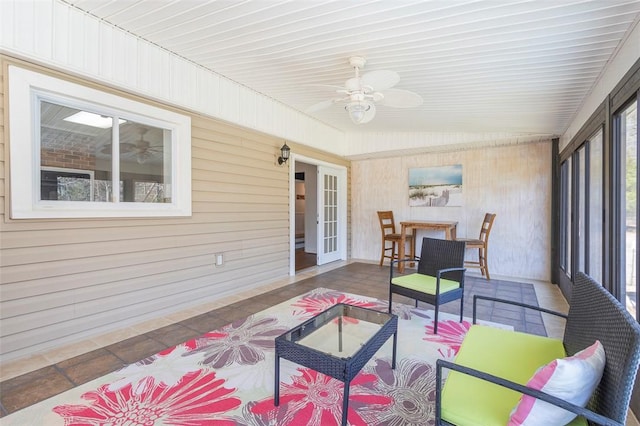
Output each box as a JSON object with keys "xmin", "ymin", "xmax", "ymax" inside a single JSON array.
[{"xmin": 2, "ymin": 288, "xmax": 511, "ymax": 426}]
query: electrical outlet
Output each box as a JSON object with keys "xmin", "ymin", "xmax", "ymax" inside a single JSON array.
[{"xmin": 216, "ymin": 253, "xmax": 224, "ymax": 266}]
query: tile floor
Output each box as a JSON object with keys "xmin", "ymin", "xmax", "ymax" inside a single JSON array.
[{"xmin": 0, "ymin": 260, "xmax": 620, "ymax": 421}]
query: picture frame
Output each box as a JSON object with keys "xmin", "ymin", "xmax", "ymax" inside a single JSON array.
[{"xmin": 408, "ymin": 165, "xmax": 463, "ymax": 207}]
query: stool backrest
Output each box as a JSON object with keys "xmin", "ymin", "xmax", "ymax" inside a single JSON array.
[
  {"xmin": 377, "ymin": 211, "xmax": 397, "ymax": 237},
  {"xmin": 478, "ymin": 213, "xmax": 497, "ymax": 243}
]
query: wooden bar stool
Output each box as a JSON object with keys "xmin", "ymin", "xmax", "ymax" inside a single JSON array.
[
  {"xmin": 456, "ymin": 213, "xmax": 496, "ymax": 280},
  {"xmin": 377, "ymin": 211, "xmax": 414, "ymax": 266}
]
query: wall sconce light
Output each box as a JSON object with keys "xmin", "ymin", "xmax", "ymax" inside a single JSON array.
[{"xmin": 278, "ymin": 142, "xmax": 290, "ymax": 165}]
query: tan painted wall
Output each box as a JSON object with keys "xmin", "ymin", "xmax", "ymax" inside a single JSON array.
[
  {"xmin": 351, "ymin": 141, "xmax": 552, "ymax": 281},
  {"xmin": 0, "ymin": 56, "xmax": 349, "ymax": 362}
]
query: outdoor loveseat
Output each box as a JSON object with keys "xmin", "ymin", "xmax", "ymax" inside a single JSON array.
[{"xmin": 435, "ymin": 272, "xmax": 640, "ymax": 426}]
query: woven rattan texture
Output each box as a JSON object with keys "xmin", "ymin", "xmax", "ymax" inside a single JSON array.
[
  {"xmin": 275, "ymin": 305, "xmax": 398, "ymax": 383},
  {"xmin": 417, "ymin": 238, "xmax": 466, "ymax": 283},
  {"xmin": 276, "ymin": 338, "xmax": 349, "ymax": 381},
  {"xmin": 564, "ymin": 272, "xmax": 640, "ymax": 424}
]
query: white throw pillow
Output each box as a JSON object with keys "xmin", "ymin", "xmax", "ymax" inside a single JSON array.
[{"xmin": 508, "ymin": 340, "xmax": 606, "ymax": 426}]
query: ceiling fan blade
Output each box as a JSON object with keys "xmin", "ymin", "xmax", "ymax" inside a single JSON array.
[
  {"xmin": 101, "ymin": 142, "xmax": 136, "ymax": 154},
  {"xmin": 379, "ymin": 89, "xmax": 423, "ymax": 108},
  {"xmin": 309, "ymin": 84, "xmax": 346, "ymax": 92},
  {"xmin": 361, "ymin": 70, "xmax": 400, "ymax": 91},
  {"xmin": 361, "ymin": 103, "xmax": 376, "ymax": 124},
  {"xmin": 306, "ymin": 99, "xmax": 336, "ymax": 113}
]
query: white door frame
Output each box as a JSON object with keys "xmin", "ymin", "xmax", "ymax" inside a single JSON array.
[{"xmin": 288, "ymin": 154, "xmax": 347, "ymax": 275}]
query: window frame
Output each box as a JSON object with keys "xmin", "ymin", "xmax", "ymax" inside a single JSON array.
[{"xmin": 8, "ymin": 65, "xmax": 192, "ymax": 219}]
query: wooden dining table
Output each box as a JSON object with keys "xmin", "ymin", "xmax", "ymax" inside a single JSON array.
[{"xmin": 397, "ymin": 220, "xmax": 458, "ymax": 273}]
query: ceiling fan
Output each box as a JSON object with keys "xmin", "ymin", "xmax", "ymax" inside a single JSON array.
[
  {"xmin": 306, "ymin": 56, "xmax": 423, "ymax": 124},
  {"xmin": 100, "ymin": 128, "xmax": 163, "ymax": 164}
]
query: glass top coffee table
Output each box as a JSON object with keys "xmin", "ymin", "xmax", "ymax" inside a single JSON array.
[{"xmin": 274, "ymin": 303, "xmax": 398, "ymax": 426}]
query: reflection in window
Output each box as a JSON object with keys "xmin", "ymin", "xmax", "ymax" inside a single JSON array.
[
  {"xmin": 589, "ymin": 129, "xmax": 603, "ymax": 282},
  {"xmin": 41, "ymin": 168, "xmax": 93, "ymax": 201},
  {"xmin": 560, "ymin": 158, "xmax": 572, "ymax": 277},
  {"xmin": 578, "ymin": 146, "xmax": 586, "ymax": 273},
  {"xmin": 134, "ymin": 181, "xmax": 166, "ymax": 203},
  {"xmin": 621, "ymin": 99, "xmax": 638, "ymax": 319},
  {"xmin": 39, "ymin": 101, "xmax": 171, "ymax": 205}
]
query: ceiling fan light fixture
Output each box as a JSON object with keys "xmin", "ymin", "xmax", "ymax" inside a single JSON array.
[
  {"xmin": 136, "ymin": 151, "xmax": 152, "ymax": 164},
  {"xmin": 305, "ymin": 56, "xmax": 421, "ymax": 125},
  {"xmin": 345, "ymin": 101, "xmax": 372, "ymax": 124}
]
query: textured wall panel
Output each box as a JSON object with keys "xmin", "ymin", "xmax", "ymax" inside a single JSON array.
[{"xmin": 351, "ymin": 141, "xmax": 552, "ymax": 281}]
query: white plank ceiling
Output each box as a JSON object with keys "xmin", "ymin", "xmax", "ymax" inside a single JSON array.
[{"xmin": 66, "ymin": 0, "xmax": 640, "ymax": 136}]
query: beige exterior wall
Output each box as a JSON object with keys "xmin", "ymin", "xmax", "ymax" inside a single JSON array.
[
  {"xmin": 0, "ymin": 56, "xmax": 349, "ymax": 362},
  {"xmin": 351, "ymin": 141, "xmax": 552, "ymax": 281}
]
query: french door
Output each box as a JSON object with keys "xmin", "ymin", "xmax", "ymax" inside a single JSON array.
[{"xmin": 317, "ymin": 166, "xmax": 346, "ymax": 265}]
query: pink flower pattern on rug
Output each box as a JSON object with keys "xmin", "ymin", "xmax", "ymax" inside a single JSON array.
[
  {"xmin": 248, "ymin": 368, "xmax": 392, "ymax": 425},
  {"xmin": 291, "ymin": 292, "xmax": 379, "ymax": 323},
  {"xmin": 53, "ymin": 370, "xmax": 240, "ymax": 425},
  {"xmin": 3, "ymin": 287, "xmax": 507, "ymax": 426},
  {"xmin": 423, "ymin": 319, "xmax": 472, "ymax": 353}
]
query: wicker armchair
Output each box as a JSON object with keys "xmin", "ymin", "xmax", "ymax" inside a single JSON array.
[
  {"xmin": 435, "ymin": 272, "xmax": 640, "ymax": 425},
  {"xmin": 389, "ymin": 237, "xmax": 466, "ymax": 334}
]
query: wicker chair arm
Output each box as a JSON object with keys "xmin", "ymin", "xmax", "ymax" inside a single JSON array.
[
  {"xmin": 436, "ymin": 266, "xmax": 466, "ymax": 277},
  {"xmin": 435, "ymin": 359, "xmax": 622, "ymax": 426},
  {"xmin": 472, "ymin": 295, "xmax": 568, "ymax": 325}
]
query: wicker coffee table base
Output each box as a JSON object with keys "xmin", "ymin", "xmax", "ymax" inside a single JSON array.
[{"xmin": 274, "ymin": 304, "xmax": 398, "ymax": 426}]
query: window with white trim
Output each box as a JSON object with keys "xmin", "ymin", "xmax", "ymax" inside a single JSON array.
[{"xmin": 8, "ymin": 66, "xmax": 191, "ymax": 218}]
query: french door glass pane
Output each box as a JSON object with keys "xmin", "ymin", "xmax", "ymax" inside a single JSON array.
[
  {"xmin": 622, "ymin": 100, "xmax": 638, "ymax": 318},
  {"xmin": 589, "ymin": 129, "xmax": 603, "ymax": 282}
]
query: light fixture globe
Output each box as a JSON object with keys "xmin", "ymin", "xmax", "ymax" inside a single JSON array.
[
  {"xmin": 345, "ymin": 101, "xmax": 372, "ymax": 124},
  {"xmin": 278, "ymin": 142, "xmax": 290, "ymax": 165}
]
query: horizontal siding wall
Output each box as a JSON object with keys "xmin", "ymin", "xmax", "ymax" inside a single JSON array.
[
  {"xmin": 0, "ymin": 57, "xmax": 349, "ymax": 363},
  {"xmin": 351, "ymin": 141, "xmax": 551, "ymax": 281}
]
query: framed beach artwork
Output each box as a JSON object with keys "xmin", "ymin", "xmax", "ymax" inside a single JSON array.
[{"xmin": 408, "ymin": 165, "xmax": 463, "ymax": 207}]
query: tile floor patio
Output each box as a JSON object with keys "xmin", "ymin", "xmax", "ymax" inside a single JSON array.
[{"xmin": 0, "ymin": 260, "xmax": 615, "ymax": 421}]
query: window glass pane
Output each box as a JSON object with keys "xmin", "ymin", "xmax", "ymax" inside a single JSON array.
[
  {"xmin": 560, "ymin": 166, "xmax": 565, "ymax": 268},
  {"xmin": 589, "ymin": 129, "xmax": 603, "ymax": 282},
  {"xmin": 40, "ymin": 101, "xmax": 112, "ymax": 202},
  {"xmin": 578, "ymin": 146, "xmax": 586, "ymax": 273},
  {"xmin": 563, "ymin": 158, "xmax": 572, "ymax": 277},
  {"xmin": 622, "ymin": 100, "xmax": 638, "ymax": 318},
  {"xmin": 119, "ymin": 123, "xmax": 171, "ymax": 203}
]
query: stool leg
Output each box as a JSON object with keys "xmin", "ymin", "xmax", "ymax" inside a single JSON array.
[{"xmin": 480, "ymin": 246, "xmax": 490, "ymax": 280}]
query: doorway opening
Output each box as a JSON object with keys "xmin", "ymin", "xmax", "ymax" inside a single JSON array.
[
  {"xmin": 294, "ymin": 163, "xmax": 318, "ymax": 271},
  {"xmin": 289, "ymin": 154, "xmax": 347, "ymax": 275}
]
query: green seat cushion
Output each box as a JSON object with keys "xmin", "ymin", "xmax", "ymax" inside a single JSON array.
[
  {"xmin": 441, "ymin": 324, "xmax": 575, "ymax": 426},
  {"xmin": 391, "ymin": 273, "xmax": 459, "ymax": 295}
]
